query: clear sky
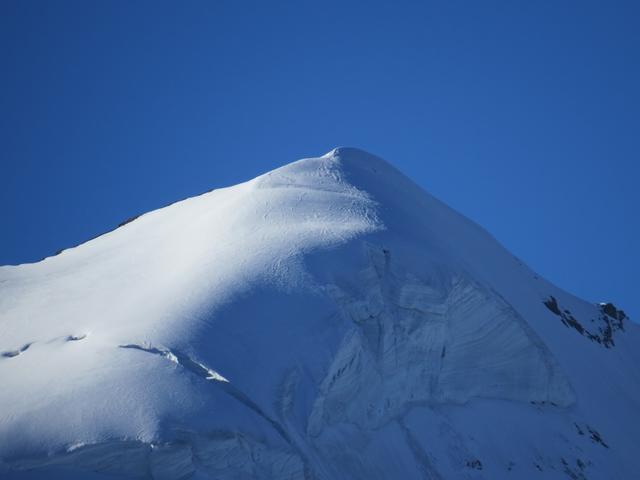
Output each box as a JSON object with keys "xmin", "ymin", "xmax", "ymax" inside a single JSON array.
[{"xmin": 1, "ymin": 1, "xmax": 638, "ymax": 319}]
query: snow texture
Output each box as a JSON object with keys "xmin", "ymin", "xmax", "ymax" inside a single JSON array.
[{"xmin": 1, "ymin": 148, "xmax": 638, "ymax": 479}]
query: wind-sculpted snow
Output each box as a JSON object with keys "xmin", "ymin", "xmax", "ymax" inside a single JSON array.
[{"xmin": 1, "ymin": 148, "xmax": 638, "ymax": 479}]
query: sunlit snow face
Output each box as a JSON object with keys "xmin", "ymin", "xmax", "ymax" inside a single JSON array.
[{"xmin": 0, "ymin": 152, "xmax": 384, "ymax": 459}]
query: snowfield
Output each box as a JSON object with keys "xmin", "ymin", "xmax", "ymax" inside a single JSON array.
[{"xmin": 0, "ymin": 148, "xmax": 638, "ymax": 479}]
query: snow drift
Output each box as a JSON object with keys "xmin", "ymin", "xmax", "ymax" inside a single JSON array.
[{"xmin": 0, "ymin": 148, "xmax": 638, "ymax": 479}]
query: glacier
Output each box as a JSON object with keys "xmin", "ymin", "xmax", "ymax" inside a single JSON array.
[{"xmin": 0, "ymin": 147, "xmax": 638, "ymax": 479}]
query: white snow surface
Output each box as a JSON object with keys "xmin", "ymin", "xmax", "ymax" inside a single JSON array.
[{"xmin": 0, "ymin": 148, "xmax": 638, "ymax": 479}]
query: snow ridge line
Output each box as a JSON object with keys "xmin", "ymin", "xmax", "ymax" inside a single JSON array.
[{"xmin": 119, "ymin": 344, "xmax": 228, "ymax": 382}]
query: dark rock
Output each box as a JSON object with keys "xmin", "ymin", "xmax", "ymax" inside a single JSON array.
[
  {"xmin": 118, "ymin": 215, "xmax": 141, "ymax": 228},
  {"xmin": 544, "ymin": 296, "xmax": 562, "ymax": 315},
  {"xmin": 545, "ymin": 297, "xmax": 629, "ymax": 349},
  {"xmin": 587, "ymin": 426, "xmax": 609, "ymax": 448},
  {"xmin": 466, "ymin": 459, "xmax": 483, "ymax": 470}
]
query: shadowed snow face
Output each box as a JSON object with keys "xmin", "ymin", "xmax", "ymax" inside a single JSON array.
[{"xmin": 309, "ymin": 244, "xmax": 576, "ymax": 434}]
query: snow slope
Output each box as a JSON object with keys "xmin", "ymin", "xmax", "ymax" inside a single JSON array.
[{"xmin": 0, "ymin": 148, "xmax": 638, "ymax": 479}]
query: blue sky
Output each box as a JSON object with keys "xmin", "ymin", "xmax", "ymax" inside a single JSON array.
[{"xmin": 1, "ymin": 1, "xmax": 638, "ymax": 319}]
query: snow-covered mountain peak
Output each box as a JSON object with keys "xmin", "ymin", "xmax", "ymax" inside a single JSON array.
[{"xmin": 0, "ymin": 149, "xmax": 638, "ymax": 479}]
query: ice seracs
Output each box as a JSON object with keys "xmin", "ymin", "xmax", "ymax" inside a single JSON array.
[{"xmin": 0, "ymin": 147, "xmax": 638, "ymax": 479}]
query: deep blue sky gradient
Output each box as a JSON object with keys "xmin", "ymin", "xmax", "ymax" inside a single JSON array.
[{"xmin": 1, "ymin": 1, "xmax": 638, "ymax": 318}]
